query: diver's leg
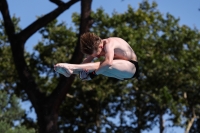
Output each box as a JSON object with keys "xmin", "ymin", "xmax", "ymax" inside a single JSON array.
[
  {"xmin": 54, "ymin": 62, "xmax": 100, "ymax": 77},
  {"xmin": 54, "ymin": 60, "xmax": 136, "ymax": 80},
  {"xmin": 99, "ymin": 60, "xmax": 136, "ymax": 80}
]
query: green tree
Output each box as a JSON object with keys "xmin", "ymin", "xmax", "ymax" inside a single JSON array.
[
  {"xmin": 34, "ymin": 1, "xmax": 200, "ymax": 133},
  {"xmin": 56, "ymin": 1, "xmax": 200, "ymax": 133},
  {"xmin": 1, "ymin": 0, "xmax": 200, "ymax": 133},
  {"xmin": 0, "ymin": 90, "xmax": 35, "ymax": 133},
  {"xmin": 0, "ymin": 0, "xmax": 92, "ymax": 132}
]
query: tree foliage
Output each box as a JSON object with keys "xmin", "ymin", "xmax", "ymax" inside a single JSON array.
[
  {"xmin": 0, "ymin": 0, "xmax": 200, "ymax": 133},
  {"xmin": 26, "ymin": 1, "xmax": 200, "ymax": 133},
  {"xmin": 0, "ymin": 90, "xmax": 35, "ymax": 133},
  {"xmin": 0, "ymin": 0, "xmax": 89, "ymax": 132}
]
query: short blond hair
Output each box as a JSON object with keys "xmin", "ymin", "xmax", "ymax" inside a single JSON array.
[{"xmin": 80, "ymin": 32, "xmax": 102, "ymax": 55}]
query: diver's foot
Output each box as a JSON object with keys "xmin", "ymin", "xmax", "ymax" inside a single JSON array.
[{"xmin": 54, "ymin": 63, "xmax": 73, "ymax": 77}]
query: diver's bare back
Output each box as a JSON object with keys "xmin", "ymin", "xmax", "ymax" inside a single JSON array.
[{"xmin": 104, "ymin": 37, "xmax": 137, "ymax": 61}]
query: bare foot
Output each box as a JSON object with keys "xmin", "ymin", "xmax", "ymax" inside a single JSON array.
[{"xmin": 54, "ymin": 63, "xmax": 73, "ymax": 77}]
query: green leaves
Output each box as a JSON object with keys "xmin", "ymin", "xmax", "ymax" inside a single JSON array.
[
  {"xmin": 1, "ymin": 0, "xmax": 200, "ymax": 132},
  {"xmin": 55, "ymin": 1, "xmax": 200, "ymax": 132},
  {"xmin": 0, "ymin": 90, "xmax": 35, "ymax": 133},
  {"xmin": 89, "ymin": 1, "xmax": 200, "ymax": 132}
]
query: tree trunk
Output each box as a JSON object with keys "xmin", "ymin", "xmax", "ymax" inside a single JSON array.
[
  {"xmin": 159, "ymin": 110, "xmax": 164, "ymax": 133},
  {"xmin": 36, "ymin": 0, "xmax": 93, "ymax": 132},
  {"xmin": 184, "ymin": 108, "xmax": 196, "ymax": 133}
]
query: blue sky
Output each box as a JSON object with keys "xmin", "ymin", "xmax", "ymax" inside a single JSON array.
[
  {"xmin": 4, "ymin": 0, "xmax": 200, "ymax": 132},
  {"xmin": 6, "ymin": 0, "xmax": 200, "ymax": 52}
]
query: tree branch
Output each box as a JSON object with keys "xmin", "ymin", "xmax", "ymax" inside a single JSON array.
[
  {"xmin": 50, "ymin": 0, "xmax": 65, "ymax": 6},
  {"xmin": 184, "ymin": 108, "xmax": 196, "ymax": 133},
  {"xmin": 0, "ymin": 0, "xmax": 47, "ymax": 115},
  {"xmin": 19, "ymin": 0, "xmax": 80, "ymax": 43},
  {"xmin": 0, "ymin": 0, "xmax": 15, "ymax": 39}
]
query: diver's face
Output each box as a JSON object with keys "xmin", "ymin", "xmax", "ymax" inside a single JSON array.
[{"xmin": 91, "ymin": 43, "xmax": 103, "ymax": 57}]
